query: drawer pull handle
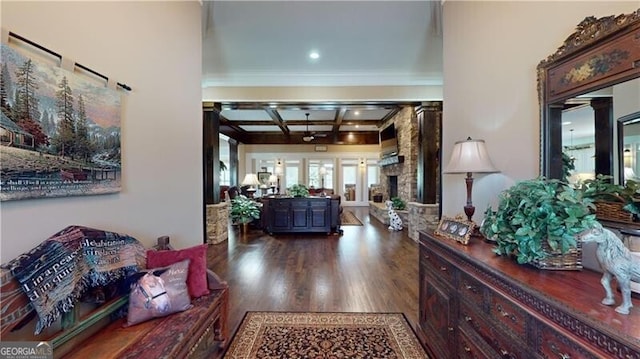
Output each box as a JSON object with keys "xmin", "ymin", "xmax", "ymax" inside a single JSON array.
[
  {"xmin": 464, "ymin": 284, "xmax": 477, "ymax": 292},
  {"xmin": 496, "ymin": 304, "xmax": 517, "ymax": 323},
  {"xmin": 440, "ymin": 266, "xmax": 447, "ymax": 271},
  {"xmin": 464, "ymin": 346, "xmax": 471, "ymax": 353},
  {"xmin": 447, "ymin": 326, "xmax": 454, "ymax": 332},
  {"xmin": 464, "ymin": 316, "xmax": 472, "ymax": 322},
  {"xmin": 499, "ymin": 349, "xmax": 510, "ymax": 358},
  {"xmin": 550, "ymin": 342, "xmax": 571, "ymax": 359}
]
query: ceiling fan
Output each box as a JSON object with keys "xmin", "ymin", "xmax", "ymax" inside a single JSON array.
[{"xmin": 302, "ymin": 113, "xmax": 327, "ymax": 142}]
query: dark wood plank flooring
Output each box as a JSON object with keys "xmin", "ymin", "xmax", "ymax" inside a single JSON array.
[{"xmin": 207, "ymin": 206, "xmax": 420, "ymax": 336}]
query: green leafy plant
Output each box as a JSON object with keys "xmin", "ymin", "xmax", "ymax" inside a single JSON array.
[
  {"xmin": 481, "ymin": 178, "xmax": 599, "ymax": 265},
  {"xmin": 561, "ymin": 152, "xmax": 575, "ymax": 183},
  {"xmin": 230, "ymin": 195, "xmax": 261, "ymax": 224},
  {"xmin": 288, "ymin": 184, "xmax": 310, "ymax": 197},
  {"xmin": 391, "ymin": 197, "xmax": 406, "ymax": 210},
  {"xmin": 578, "ymin": 174, "xmax": 640, "ymax": 217}
]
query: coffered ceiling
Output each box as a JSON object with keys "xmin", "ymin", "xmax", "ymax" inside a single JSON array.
[{"xmin": 201, "ymin": 1, "xmax": 442, "ymax": 145}]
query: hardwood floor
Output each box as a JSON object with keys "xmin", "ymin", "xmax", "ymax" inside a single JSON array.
[{"xmin": 207, "ymin": 206, "xmax": 420, "ymax": 336}]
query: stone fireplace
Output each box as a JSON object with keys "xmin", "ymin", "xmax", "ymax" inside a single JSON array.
[
  {"xmin": 388, "ymin": 176, "xmax": 398, "ymax": 199},
  {"xmin": 377, "ymin": 107, "xmax": 417, "ymax": 203},
  {"xmin": 369, "ymin": 106, "xmax": 440, "ymax": 241}
]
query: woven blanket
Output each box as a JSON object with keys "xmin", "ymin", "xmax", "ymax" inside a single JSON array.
[{"xmin": 3, "ymin": 225, "xmax": 146, "ymax": 334}]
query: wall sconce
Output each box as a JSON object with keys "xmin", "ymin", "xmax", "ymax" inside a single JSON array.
[
  {"xmin": 241, "ymin": 173, "xmax": 261, "ymax": 198},
  {"xmin": 444, "ymin": 137, "xmax": 499, "ymax": 224}
]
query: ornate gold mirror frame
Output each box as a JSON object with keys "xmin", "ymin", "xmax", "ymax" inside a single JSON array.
[{"xmin": 538, "ymin": 10, "xmax": 640, "ymax": 179}]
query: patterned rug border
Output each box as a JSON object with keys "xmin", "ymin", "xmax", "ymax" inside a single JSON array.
[
  {"xmin": 340, "ymin": 210, "xmax": 363, "ymax": 226},
  {"xmin": 223, "ymin": 311, "xmax": 428, "ymax": 359}
]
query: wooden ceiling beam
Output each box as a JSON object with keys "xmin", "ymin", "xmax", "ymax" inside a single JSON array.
[
  {"xmin": 229, "ymin": 119, "xmax": 379, "ymax": 126},
  {"xmin": 264, "ymin": 108, "xmax": 290, "ymax": 135},
  {"xmin": 377, "ymin": 107, "xmax": 402, "ymax": 127},
  {"xmin": 238, "ymin": 131, "xmax": 379, "ymax": 145}
]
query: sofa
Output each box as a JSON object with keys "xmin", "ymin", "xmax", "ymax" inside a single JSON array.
[{"xmin": 0, "ymin": 231, "xmax": 228, "ymax": 359}]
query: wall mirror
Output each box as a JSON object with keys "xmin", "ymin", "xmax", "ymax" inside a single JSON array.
[
  {"xmin": 538, "ymin": 10, "xmax": 640, "ymax": 183},
  {"xmin": 619, "ymin": 109, "xmax": 640, "ymax": 183}
]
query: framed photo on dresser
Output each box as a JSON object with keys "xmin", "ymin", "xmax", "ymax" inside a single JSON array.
[{"xmin": 435, "ymin": 215, "xmax": 475, "ymax": 245}]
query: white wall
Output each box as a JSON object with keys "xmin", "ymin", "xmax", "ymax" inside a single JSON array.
[
  {"xmin": 442, "ymin": 1, "xmax": 639, "ymax": 221},
  {"xmin": 203, "ymin": 85, "xmax": 442, "ymax": 102},
  {"xmin": 0, "ymin": 1, "xmax": 203, "ymax": 262}
]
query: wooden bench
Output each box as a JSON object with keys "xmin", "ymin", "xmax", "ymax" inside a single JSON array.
[{"xmin": 1, "ymin": 237, "xmax": 229, "ymax": 359}]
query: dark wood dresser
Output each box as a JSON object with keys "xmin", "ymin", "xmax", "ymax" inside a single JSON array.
[{"xmin": 418, "ymin": 230, "xmax": 640, "ymax": 358}]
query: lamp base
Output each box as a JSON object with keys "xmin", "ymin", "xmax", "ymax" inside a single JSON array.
[{"xmin": 246, "ymin": 189, "xmax": 256, "ymax": 198}]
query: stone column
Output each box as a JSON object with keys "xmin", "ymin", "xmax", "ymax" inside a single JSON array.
[
  {"xmin": 206, "ymin": 202, "xmax": 229, "ymax": 244},
  {"xmin": 407, "ymin": 202, "xmax": 440, "ymax": 242}
]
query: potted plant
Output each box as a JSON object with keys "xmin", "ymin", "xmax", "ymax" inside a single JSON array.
[
  {"xmin": 288, "ymin": 184, "xmax": 310, "ymax": 197},
  {"xmin": 578, "ymin": 174, "xmax": 640, "ymax": 222},
  {"xmin": 230, "ymin": 195, "xmax": 261, "ymax": 229},
  {"xmin": 481, "ymin": 177, "xmax": 600, "ymax": 268},
  {"xmin": 561, "ymin": 152, "xmax": 575, "ymax": 183},
  {"xmin": 391, "ymin": 196, "xmax": 406, "ymax": 210}
]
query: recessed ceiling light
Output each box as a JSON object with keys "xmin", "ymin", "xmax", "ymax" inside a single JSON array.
[
  {"xmin": 354, "ymin": 111, "xmax": 360, "ymax": 115},
  {"xmin": 309, "ymin": 51, "xmax": 320, "ymax": 60},
  {"xmin": 562, "ymin": 121, "xmax": 572, "ymax": 125}
]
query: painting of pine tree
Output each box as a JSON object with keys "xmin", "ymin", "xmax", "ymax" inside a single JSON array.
[{"xmin": 0, "ymin": 43, "xmax": 121, "ymax": 201}]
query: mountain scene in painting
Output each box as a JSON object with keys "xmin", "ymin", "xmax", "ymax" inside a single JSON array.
[{"xmin": 0, "ymin": 43, "xmax": 122, "ymax": 201}]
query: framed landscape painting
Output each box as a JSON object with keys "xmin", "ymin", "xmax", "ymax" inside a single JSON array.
[
  {"xmin": 257, "ymin": 172, "xmax": 271, "ymax": 186},
  {"xmin": 0, "ymin": 42, "xmax": 122, "ymax": 201}
]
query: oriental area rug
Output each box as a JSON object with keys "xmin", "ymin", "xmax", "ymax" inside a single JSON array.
[
  {"xmin": 340, "ymin": 210, "xmax": 363, "ymax": 226},
  {"xmin": 223, "ymin": 312, "xmax": 429, "ymax": 359}
]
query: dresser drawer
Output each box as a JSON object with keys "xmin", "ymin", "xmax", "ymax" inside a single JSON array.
[
  {"xmin": 537, "ymin": 321, "xmax": 599, "ymax": 359},
  {"xmin": 488, "ymin": 291, "xmax": 527, "ymax": 338},
  {"xmin": 458, "ymin": 325, "xmax": 497, "ymax": 359},
  {"xmin": 458, "ymin": 270, "xmax": 485, "ymax": 310},
  {"xmin": 460, "ymin": 300, "xmax": 528, "ymax": 359},
  {"xmin": 421, "ymin": 246, "xmax": 456, "ymax": 285}
]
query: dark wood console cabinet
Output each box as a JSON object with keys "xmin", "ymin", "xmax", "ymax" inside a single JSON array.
[
  {"xmin": 261, "ymin": 197, "xmax": 339, "ymax": 235},
  {"xmin": 418, "ymin": 230, "xmax": 640, "ymax": 358}
]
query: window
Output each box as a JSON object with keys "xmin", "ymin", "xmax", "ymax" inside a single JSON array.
[
  {"xmin": 285, "ymin": 160, "xmax": 300, "ymax": 191},
  {"xmin": 219, "ymin": 135, "xmax": 230, "ymax": 186},
  {"xmin": 342, "ymin": 160, "xmax": 358, "ymax": 202},
  {"xmin": 367, "ymin": 160, "xmax": 379, "ymax": 200},
  {"xmin": 308, "ymin": 159, "xmax": 334, "ymax": 191}
]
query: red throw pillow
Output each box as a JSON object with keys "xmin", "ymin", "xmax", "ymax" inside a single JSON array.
[{"xmin": 146, "ymin": 244, "xmax": 209, "ymax": 298}]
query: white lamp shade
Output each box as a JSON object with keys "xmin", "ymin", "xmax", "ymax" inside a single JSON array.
[
  {"xmin": 268, "ymin": 174, "xmax": 278, "ymax": 184},
  {"xmin": 319, "ymin": 166, "xmax": 327, "ymax": 175},
  {"xmin": 241, "ymin": 173, "xmax": 261, "ymax": 187},
  {"xmin": 444, "ymin": 138, "xmax": 499, "ymax": 174}
]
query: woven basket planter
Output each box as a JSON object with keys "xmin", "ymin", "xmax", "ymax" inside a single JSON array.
[
  {"xmin": 594, "ymin": 200, "xmax": 635, "ymax": 224},
  {"xmin": 530, "ymin": 239, "xmax": 582, "ymax": 270}
]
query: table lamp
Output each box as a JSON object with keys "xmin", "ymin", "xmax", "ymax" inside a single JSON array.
[
  {"xmin": 275, "ymin": 165, "xmax": 283, "ymax": 193},
  {"xmin": 241, "ymin": 173, "xmax": 261, "ymax": 198},
  {"xmin": 268, "ymin": 174, "xmax": 278, "ymax": 194},
  {"xmin": 319, "ymin": 166, "xmax": 327, "ymax": 195},
  {"xmin": 444, "ymin": 137, "xmax": 499, "ymax": 224}
]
